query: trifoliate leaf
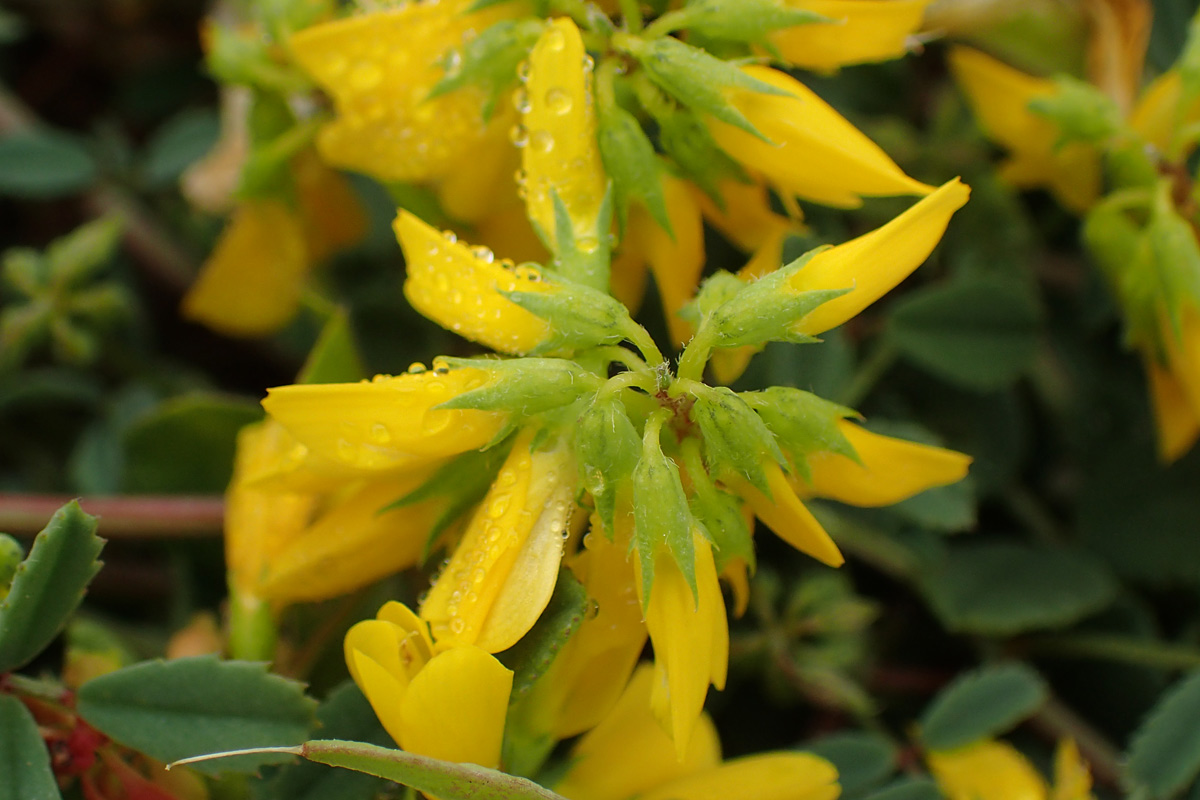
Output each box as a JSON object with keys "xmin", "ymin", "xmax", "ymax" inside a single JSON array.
[
  {"xmin": 437, "ymin": 357, "xmax": 602, "ymax": 417},
  {"xmin": 687, "ymin": 382, "xmax": 785, "ymax": 492},
  {"xmin": 0, "ymin": 500, "xmax": 104, "ymax": 673},
  {"xmin": 1126, "ymin": 670, "xmax": 1200, "ymax": 798},
  {"xmin": 574, "ymin": 395, "xmax": 641, "ymax": 534},
  {"xmin": 596, "ymin": 101, "xmax": 670, "ymax": 234},
  {"xmin": 429, "ymin": 18, "xmax": 545, "ymax": 120},
  {"xmin": 0, "ymin": 694, "xmax": 61, "ymax": 800},
  {"xmin": 742, "ymin": 387, "xmax": 857, "ymax": 479},
  {"xmin": 919, "ymin": 663, "xmax": 1048, "ymax": 750}
]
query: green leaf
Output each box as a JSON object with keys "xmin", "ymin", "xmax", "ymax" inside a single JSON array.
[
  {"xmin": 0, "ymin": 130, "xmax": 97, "ymax": 197},
  {"xmin": 500, "ymin": 568, "xmax": 588, "ymax": 701},
  {"xmin": 886, "ymin": 277, "xmax": 1041, "ymax": 391},
  {"xmin": 803, "ymin": 731, "xmax": 896, "ymax": 795},
  {"xmin": 922, "ymin": 542, "xmax": 1117, "ymax": 635},
  {"xmin": 919, "ymin": 663, "xmax": 1048, "ymax": 750},
  {"xmin": 655, "ymin": 108, "xmax": 744, "ymax": 202},
  {"xmin": 0, "ymin": 694, "xmax": 61, "ymax": 800},
  {"xmin": 122, "ymin": 393, "xmax": 262, "ymax": 493},
  {"xmin": 861, "ymin": 777, "xmax": 943, "ymax": 800},
  {"xmin": 301, "ymin": 739, "xmax": 568, "ymax": 800},
  {"xmin": 297, "ymin": 309, "xmax": 368, "ymax": 385},
  {"xmin": 142, "ymin": 108, "xmax": 220, "ymax": 187},
  {"xmin": 1027, "ymin": 75, "xmax": 1121, "ymax": 146},
  {"xmin": 76, "ymin": 656, "xmax": 317, "ymax": 775},
  {"xmin": 261, "ymin": 682, "xmax": 393, "ymax": 800},
  {"xmin": 596, "ymin": 102, "xmax": 670, "ymax": 234},
  {"xmin": 0, "ymin": 501, "xmax": 104, "ymax": 673},
  {"xmin": 1126, "ymin": 670, "xmax": 1200, "ymax": 798}
]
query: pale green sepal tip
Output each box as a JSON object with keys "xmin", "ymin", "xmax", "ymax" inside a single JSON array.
[
  {"xmin": 742, "ymin": 387, "xmax": 860, "ymax": 476},
  {"xmin": 688, "ymin": 382, "xmax": 786, "ymax": 494},
  {"xmin": 435, "ymin": 357, "xmax": 601, "ymax": 416},
  {"xmin": 597, "ymin": 102, "xmax": 672, "ymax": 236},
  {"xmin": 632, "ymin": 428, "xmax": 699, "ymax": 605}
]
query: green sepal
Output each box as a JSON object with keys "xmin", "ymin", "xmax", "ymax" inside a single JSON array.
[
  {"xmin": 0, "ymin": 694, "xmax": 62, "ymax": 800},
  {"xmin": 1027, "ymin": 75, "xmax": 1121, "ymax": 147},
  {"xmin": 701, "ymin": 247, "xmax": 848, "ymax": 349},
  {"xmin": 656, "ymin": 107, "xmax": 746, "ymax": 203},
  {"xmin": 632, "ymin": 422, "xmax": 697, "ymax": 604},
  {"xmin": 742, "ymin": 387, "xmax": 858, "ymax": 480},
  {"xmin": 238, "ymin": 116, "xmax": 322, "ymax": 201},
  {"xmin": 1081, "ymin": 198, "xmax": 1152, "ymax": 343},
  {"xmin": 0, "ymin": 500, "xmax": 104, "ymax": 673},
  {"xmin": 596, "ymin": 101, "xmax": 671, "ymax": 234},
  {"xmin": 499, "ymin": 567, "xmax": 588, "ymax": 702},
  {"xmin": 436, "ymin": 357, "xmax": 602, "ymax": 417},
  {"xmin": 385, "ymin": 434, "xmax": 516, "ymax": 562},
  {"xmin": 680, "ymin": 269, "xmax": 748, "ymax": 330},
  {"xmin": 618, "ymin": 34, "xmax": 789, "ymax": 139},
  {"xmin": 574, "ymin": 395, "xmax": 642, "ymax": 534},
  {"xmin": 428, "ymin": 18, "xmax": 545, "ymax": 120},
  {"xmin": 544, "ymin": 188, "xmax": 613, "ymax": 293},
  {"xmin": 686, "ymin": 382, "xmax": 786, "ymax": 493},
  {"xmin": 503, "ymin": 278, "xmax": 641, "ymax": 357},
  {"xmin": 685, "ymin": 455, "xmax": 755, "ymax": 573},
  {"xmin": 659, "ymin": 0, "xmax": 828, "ymax": 43},
  {"xmin": 1146, "ymin": 189, "xmax": 1200, "ymax": 341}
]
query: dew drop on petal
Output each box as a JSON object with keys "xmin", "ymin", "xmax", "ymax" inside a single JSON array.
[
  {"xmin": 509, "ymin": 124, "xmax": 529, "ymax": 147},
  {"xmin": 545, "ymin": 87, "xmax": 572, "ymax": 115},
  {"xmin": 530, "ymin": 129, "xmax": 554, "ymax": 153}
]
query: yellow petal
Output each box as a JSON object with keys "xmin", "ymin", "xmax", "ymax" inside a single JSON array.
[
  {"xmin": 948, "ymin": 46, "xmax": 1101, "ymax": 213},
  {"xmin": 521, "ymin": 17, "xmax": 608, "ymax": 249},
  {"xmin": 770, "ymin": 0, "xmax": 931, "ymax": 71},
  {"xmin": 292, "ymin": 149, "xmax": 368, "ymax": 263},
  {"xmin": 437, "ymin": 116, "xmax": 522, "ymax": 225},
  {"xmin": 289, "ymin": 2, "xmax": 505, "ymax": 182},
  {"xmin": 398, "ymin": 646, "xmax": 513, "ymax": 767},
  {"xmin": 376, "ymin": 601, "xmax": 436, "ymax": 666},
  {"xmin": 800, "ymin": 419, "xmax": 971, "ymax": 507},
  {"xmin": 736, "ymin": 463, "xmax": 844, "ymax": 567},
  {"xmin": 472, "ymin": 201, "xmax": 552, "ymax": 268},
  {"xmin": 1082, "ymin": 0, "xmax": 1150, "ymax": 116},
  {"xmin": 928, "ymin": 740, "xmax": 1049, "ymax": 800},
  {"xmin": 346, "ymin": 620, "xmax": 411, "ymax": 746},
  {"xmin": 1147, "ymin": 358, "xmax": 1200, "ymax": 463},
  {"xmin": 637, "ymin": 535, "xmax": 729, "ymax": 759},
  {"xmin": 1163, "ymin": 305, "xmax": 1200, "ymax": 416},
  {"xmin": 396, "ymin": 210, "xmax": 554, "ymax": 355},
  {"xmin": 722, "ymin": 557, "xmax": 751, "ymax": 618},
  {"xmin": 555, "ymin": 665, "xmax": 722, "ymax": 800},
  {"xmin": 695, "ymin": 179, "xmax": 798, "ymax": 255},
  {"xmin": 224, "ymin": 421, "xmax": 317, "ymax": 597},
  {"xmin": 709, "ymin": 65, "xmax": 933, "ymax": 209},
  {"xmin": 260, "ymin": 476, "xmax": 433, "ymax": 603},
  {"xmin": 181, "ymin": 201, "xmax": 308, "ymax": 337},
  {"xmin": 421, "ymin": 430, "xmax": 575, "ymax": 651},
  {"xmin": 641, "ymin": 753, "xmax": 841, "ymax": 800},
  {"xmin": 1052, "ymin": 739, "xmax": 1094, "ymax": 800},
  {"xmin": 262, "ymin": 368, "xmax": 505, "ymax": 472},
  {"xmin": 789, "ymin": 177, "xmax": 970, "ymax": 335},
  {"xmin": 642, "ymin": 174, "xmax": 706, "ymax": 347}
]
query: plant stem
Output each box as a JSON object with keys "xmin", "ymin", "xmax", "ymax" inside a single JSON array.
[
  {"xmin": 1030, "ymin": 633, "xmax": 1200, "ymax": 670},
  {"xmin": 0, "ymin": 493, "xmax": 224, "ymax": 537}
]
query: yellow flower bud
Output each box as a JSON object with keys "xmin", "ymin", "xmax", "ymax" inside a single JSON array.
[{"xmin": 769, "ymin": 0, "xmax": 931, "ymax": 72}]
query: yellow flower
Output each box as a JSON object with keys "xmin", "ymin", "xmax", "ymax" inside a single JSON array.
[
  {"xmin": 769, "ymin": 0, "xmax": 933, "ymax": 72},
  {"xmin": 708, "ymin": 65, "xmax": 933, "ymax": 210},
  {"xmin": 1148, "ymin": 304, "xmax": 1200, "ymax": 460},
  {"xmin": 928, "ymin": 739, "xmax": 1094, "ymax": 800},
  {"xmin": 345, "ymin": 601, "xmax": 512, "ymax": 767},
  {"xmin": 555, "ymin": 665, "xmax": 840, "ymax": 800}
]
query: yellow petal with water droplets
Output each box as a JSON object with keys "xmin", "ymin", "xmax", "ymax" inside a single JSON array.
[
  {"xmin": 799, "ymin": 419, "xmax": 971, "ymax": 507},
  {"xmin": 421, "ymin": 430, "xmax": 575, "ymax": 651},
  {"xmin": 397, "ymin": 646, "xmax": 512, "ymax": 767},
  {"xmin": 736, "ymin": 463, "xmax": 844, "ymax": 567},
  {"xmin": 1052, "ymin": 739, "xmax": 1094, "ymax": 800},
  {"xmin": 554, "ymin": 665, "xmax": 722, "ymax": 800},
  {"xmin": 396, "ymin": 210, "xmax": 554, "ymax": 354},
  {"xmin": 521, "ymin": 17, "xmax": 607, "ymax": 249},
  {"xmin": 262, "ymin": 368, "xmax": 505, "ymax": 472},
  {"xmin": 948, "ymin": 46, "xmax": 1101, "ymax": 213},
  {"xmin": 181, "ymin": 201, "xmax": 308, "ymax": 338},
  {"xmin": 289, "ymin": 2, "xmax": 507, "ymax": 182},
  {"xmin": 770, "ymin": 0, "xmax": 931, "ymax": 71},
  {"xmin": 637, "ymin": 535, "xmax": 728, "ymax": 760},
  {"xmin": 641, "ymin": 753, "xmax": 841, "ymax": 800},
  {"xmin": 292, "ymin": 149, "xmax": 368, "ymax": 264},
  {"xmin": 437, "ymin": 117, "xmax": 521, "ymax": 226},
  {"xmin": 709, "ymin": 65, "xmax": 933, "ymax": 209},
  {"xmin": 790, "ymin": 178, "xmax": 970, "ymax": 335},
  {"xmin": 472, "ymin": 201, "xmax": 552, "ymax": 267},
  {"xmin": 346, "ymin": 620, "xmax": 412, "ymax": 746},
  {"xmin": 225, "ymin": 420, "xmax": 318, "ymax": 597},
  {"xmin": 1147, "ymin": 358, "xmax": 1200, "ymax": 463},
  {"xmin": 261, "ymin": 476, "xmax": 434, "ymax": 603},
  {"xmin": 929, "ymin": 740, "xmax": 1048, "ymax": 800}
]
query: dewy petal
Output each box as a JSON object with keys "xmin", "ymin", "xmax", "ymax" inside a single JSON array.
[
  {"xmin": 395, "ymin": 210, "xmax": 554, "ymax": 355},
  {"xmin": 289, "ymin": 2, "xmax": 508, "ymax": 182},
  {"xmin": 948, "ymin": 46, "xmax": 1101, "ymax": 213},
  {"xmin": 800, "ymin": 419, "xmax": 971, "ymax": 507},
  {"xmin": 770, "ymin": 0, "xmax": 932, "ymax": 72},
  {"xmin": 1051, "ymin": 739, "xmax": 1094, "ymax": 800},
  {"xmin": 928, "ymin": 740, "xmax": 1048, "ymax": 800},
  {"xmin": 397, "ymin": 646, "xmax": 513, "ymax": 768},
  {"xmin": 555, "ymin": 665, "xmax": 722, "ymax": 800},
  {"xmin": 521, "ymin": 17, "xmax": 608, "ymax": 249},
  {"xmin": 790, "ymin": 178, "xmax": 970, "ymax": 335},
  {"xmin": 736, "ymin": 463, "xmax": 845, "ymax": 567},
  {"xmin": 260, "ymin": 475, "xmax": 434, "ymax": 603},
  {"xmin": 637, "ymin": 535, "xmax": 728, "ymax": 760},
  {"xmin": 262, "ymin": 368, "xmax": 505, "ymax": 472},
  {"xmin": 421, "ymin": 430, "xmax": 575, "ymax": 651},
  {"xmin": 1146, "ymin": 358, "xmax": 1200, "ymax": 463},
  {"xmin": 181, "ymin": 201, "xmax": 308, "ymax": 338},
  {"xmin": 640, "ymin": 753, "xmax": 841, "ymax": 800},
  {"xmin": 708, "ymin": 65, "xmax": 933, "ymax": 209},
  {"xmin": 292, "ymin": 149, "xmax": 368, "ymax": 264}
]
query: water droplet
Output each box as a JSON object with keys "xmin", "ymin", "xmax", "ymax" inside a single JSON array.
[
  {"xmin": 512, "ymin": 88, "xmax": 531, "ymax": 114},
  {"xmin": 545, "ymin": 87, "xmax": 572, "ymax": 115},
  {"xmin": 489, "ymin": 495, "xmax": 511, "ymax": 518},
  {"xmin": 369, "ymin": 423, "xmax": 391, "ymax": 444},
  {"xmin": 470, "ymin": 245, "xmax": 495, "ymax": 263},
  {"xmin": 544, "ymin": 27, "xmax": 566, "ymax": 52},
  {"xmin": 509, "ymin": 123, "xmax": 529, "ymax": 148},
  {"xmin": 450, "ymin": 618, "xmax": 466, "ymax": 634},
  {"xmin": 582, "ymin": 54, "xmax": 595, "ymax": 72},
  {"xmin": 442, "ymin": 230, "xmax": 458, "ymax": 244},
  {"xmin": 517, "ymin": 60, "xmax": 531, "ymax": 83},
  {"xmin": 407, "ymin": 362, "xmax": 427, "ymax": 374},
  {"xmin": 336, "ymin": 438, "xmax": 356, "ymax": 460},
  {"xmin": 444, "ymin": 48, "xmax": 462, "ymax": 76},
  {"xmin": 578, "ymin": 236, "xmax": 600, "ymax": 254},
  {"xmin": 530, "ymin": 129, "xmax": 554, "ymax": 153}
]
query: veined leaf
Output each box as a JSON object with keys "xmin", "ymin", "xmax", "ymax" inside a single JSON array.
[
  {"xmin": 919, "ymin": 663, "xmax": 1048, "ymax": 750},
  {"xmin": 0, "ymin": 694, "xmax": 61, "ymax": 800},
  {"xmin": 1126, "ymin": 670, "xmax": 1200, "ymax": 798}
]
